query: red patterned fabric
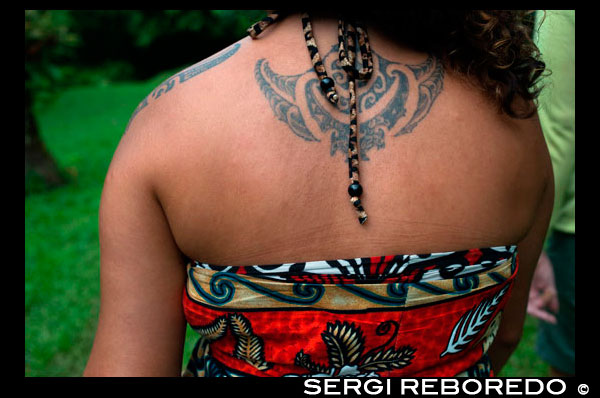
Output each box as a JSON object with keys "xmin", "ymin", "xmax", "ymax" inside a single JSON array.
[{"xmin": 182, "ymin": 246, "xmax": 517, "ymax": 377}]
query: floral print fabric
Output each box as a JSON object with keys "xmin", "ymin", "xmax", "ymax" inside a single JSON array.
[{"xmin": 182, "ymin": 246, "xmax": 517, "ymax": 377}]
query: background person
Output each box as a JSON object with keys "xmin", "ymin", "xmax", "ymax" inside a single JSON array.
[{"xmin": 527, "ymin": 9, "xmax": 575, "ymax": 377}]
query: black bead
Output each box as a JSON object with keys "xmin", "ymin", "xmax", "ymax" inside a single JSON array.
[
  {"xmin": 348, "ymin": 183, "xmax": 363, "ymax": 197},
  {"xmin": 352, "ymin": 199, "xmax": 361, "ymax": 208},
  {"xmin": 320, "ymin": 77, "xmax": 335, "ymax": 91}
]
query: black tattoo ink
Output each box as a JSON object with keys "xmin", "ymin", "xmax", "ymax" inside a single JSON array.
[
  {"xmin": 255, "ymin": 59, "xmax": 320, "ymax": 142},
  {"xmin": 255, "ymin": 45, "xmax": 444, "ymax": 160},
  {"xmin": 399, "ymin": 55, "xmax": 445, "ymax": 136},
  {"xmin": 125, "ymin": 42, "xmax": 242, "ymax": 132}
]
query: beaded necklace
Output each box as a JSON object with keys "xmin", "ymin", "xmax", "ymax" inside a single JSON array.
[{"xmin": 248, "ymin": 11, "xmax": 374, "ymax": 225}]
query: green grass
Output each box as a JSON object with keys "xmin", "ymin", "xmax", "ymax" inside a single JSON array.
[{"xmin": 25, "ymin": 71, "xmax": 549, "ymax": 377}]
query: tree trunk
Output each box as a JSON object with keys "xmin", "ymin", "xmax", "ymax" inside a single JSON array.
[{"xmin": 25, "ymin": 86, "xmax": 64, "ymax": 192}]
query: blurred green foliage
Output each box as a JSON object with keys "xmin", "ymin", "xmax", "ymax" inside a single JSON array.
[
  {"xmin": 26, "ymin": 10, "xmax": 81, "ymax": 105},
  {"xmin": 25, "ymin": 10, "xmax": 266, "ymax": 106}
]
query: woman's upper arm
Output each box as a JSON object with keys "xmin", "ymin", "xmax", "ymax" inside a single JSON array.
[
  {"xmin": 486, "ymin": 124, "xmax": 554, "ymax": 375},
  {"xmin": 84, "ymin": 126, "xmax": 188, "ymax": 376},
  {"xmin": 496, "ymin": 136, "xmax": 555, "ymax": 346}
]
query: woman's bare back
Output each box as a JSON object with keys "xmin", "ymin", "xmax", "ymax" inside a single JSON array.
[
  {"xmin": 122, "ymin": 13, "xmax": 550, "ymax": 266},
  {"xmin": 86, "ymin": 12, "xmax": 554, "ymax": 377}
]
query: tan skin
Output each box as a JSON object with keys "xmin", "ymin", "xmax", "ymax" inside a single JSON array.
[{"xmin": 84, "ymin": 14, "xmax": 553, "ymax": 376}]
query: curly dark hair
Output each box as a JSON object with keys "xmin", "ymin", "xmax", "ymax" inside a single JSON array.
[
  {"xmin": 275, "ymin": 10, "xmax": 548, "ymax": 119},
  {"xmin": 365, "ymin": 10, "xmax": 547, "ymax": 119}
]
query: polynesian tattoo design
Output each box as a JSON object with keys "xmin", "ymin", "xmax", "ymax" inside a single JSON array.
[
  {"xmin": 255, "ymin": 45, "xmax": 444, "ymax": 161},
  {"xmin": 125, "ymin": 42, "xmax": 241, "ymax": 132}
]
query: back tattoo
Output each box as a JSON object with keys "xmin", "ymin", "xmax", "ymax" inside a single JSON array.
[{"xmin": 255, "ymin": 45, "xmax": 444, "ymax": 161}]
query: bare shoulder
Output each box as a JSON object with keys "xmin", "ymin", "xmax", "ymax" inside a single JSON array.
[
  {"xmin": 112, "ymin": 37, "xmax": 253, "ymax": 182},
  {"xmin": 123, "ymin": 37, "xmax": 248, "ymax": 136},
  {"xmin": 449, "ymin": 68, "xmax": 551, "ymax": 178},
  {"xmin": 485, "ymin": 105, "xmax": 554, "ymax": 238}
]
